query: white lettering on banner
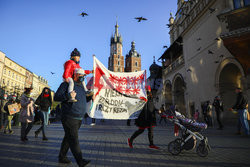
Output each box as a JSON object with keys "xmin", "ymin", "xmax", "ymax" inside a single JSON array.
[{"xmin": 87, "ymin": 56, "xmax": 147, "ymax": 119}]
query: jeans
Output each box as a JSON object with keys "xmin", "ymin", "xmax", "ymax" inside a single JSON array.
[
  {"xmin": 237, "ymin": 109, "xmax": 249, "ymax": 135},
  {"xmin": 36, "ymin": 110, "xmax": 49, "ymax": 137},
  {"xmin": 130, "ymin": 126, "xmax": 154, "ymax": 145},
  {"xmin": 21, "ymin": 122, "xmax": 33, "ymax": 139},
  {"xmin": 4, "ymin": 115, "xmax": 13, "ymax": 131},
  {"xmin": 59, "ymin": 117, "xmax": 83, "ymax": 165},
  {"xmin": 216, "ymin": 110, "xmax": 223, "ymax": 128}
]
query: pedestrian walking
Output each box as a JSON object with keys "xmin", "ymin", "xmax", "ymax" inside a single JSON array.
[
  {"xmin": 213, "ymin": 96, "xmax": 224, "ymax": 130},
  {"xmin": 159, "ymin": 104, "xmax": 167, "ymax": 125},
  {"xmin": 127, "ymin": 85, "xmax": 160, "ymax": 150},
  {"xmin": 0, "ymin": 94, "xmax": 8, "ymax": 130},
  {"xmin": 230, "ymin": 87, "xmax": 249, "ymax": 136},
  {"xmin": 54, "ymin": 68, "xmax": 91, "ymax": 167},
  {"xmin": 19, "ymin": 87, "xmax": 34, "ymax": 141},
  {"xmin": 63, "ymin": 48, "xmax": 93, "ymax": 102},
  {"xmin": 3, "ymin": 95, "xmax": 17, "ymax": 134},
  {"xmin": 206, "ymin": 101, "xmax": 213, "ymax": 127},
  {"xmin": 34, "ymin": 87, "xmax": 52, "ymax": 141}
]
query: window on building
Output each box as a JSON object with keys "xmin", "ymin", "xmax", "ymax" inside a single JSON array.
[
  {"xmin": 244, "ymin": 0, "xmax": 250, "ymax": 5},
  {"xmin": 12, "ymin": 72, "xmax": 14, "ymax": 78},
  {"xmin": 7, "ymin": 80, "xmax": 9, "ymax": 86},
  {"xmin": 19, "ymin": 76, "xmax": 21, "ymax": 81},
  {"xmin": 118, "ymin": 68, "xmax": 120, "ymax": 72},
  {"xmin": 135, "ymin": 62, "xmax": 138, "ymax": 67},
  {"xmin": 4, "ymin": 68, "xmax": 6, "ymax": 74},
  {"xmin": 2, "ymin": 79, "xmax": 5, "ymax": 85},
  {"xmin": 118, "ymin": 61, "xmax": 120, "ymax": 65},
  {"xmin": 118, "ymin": 55, "xmax": 120, "ymax": 59},
  {"xmin": 8, "ymin": 71, "xmax": 10, "ymax": 76}
]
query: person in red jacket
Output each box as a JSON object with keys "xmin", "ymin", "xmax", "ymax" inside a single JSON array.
[{"xmin": 63, "ymin": 48, "xmax": 93, "ymax": 102}]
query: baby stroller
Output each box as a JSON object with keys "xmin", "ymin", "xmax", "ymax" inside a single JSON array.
[{"xmin": 167, "ymin": 111, "xmax": 211, "ymax": 157}]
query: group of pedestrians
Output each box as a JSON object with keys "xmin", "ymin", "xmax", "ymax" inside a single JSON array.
[{"xmin": 0, "ymin": 87, "xmax": 52, "ymax": 141}]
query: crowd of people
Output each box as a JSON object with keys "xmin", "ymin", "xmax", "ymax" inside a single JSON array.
[{"xmin": 0, "ymin": 48, "xmax": 249, "ymax": 167}]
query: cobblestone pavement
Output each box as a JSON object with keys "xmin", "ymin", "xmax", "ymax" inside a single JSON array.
[{"xmin": 0, "ymin": 119, "xmax": 250, "ymax": 167}]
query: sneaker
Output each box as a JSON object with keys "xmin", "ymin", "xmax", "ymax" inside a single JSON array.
[
  {"xmin": 79, "ymin": 159, "xmax": 91, "ymax": 167},
  {"xmin": 127, "ymin": 138, "xmax": 133, "ymax": 148},
  {"xmin": 4, "ymin": 130, "xmax": 8, "ymax": 134},
  {"xmin": 149, "ymin": 145, "xmax": 160, "ymax": 150},
  {"xmin": 20, "ymin": 138, "xmax": 26, "ymax": 142},
  {"xmin": 42, "ymin": 137, "xmax": 48, "ymax": 141},
  {"xmin": 9, "ymin": 130, "xmax": 14, "ymax": 134},
  {"xmin": 58, "ymin": 157, "xmax": 71, "ymax": 164},
  {"xmin": 35, "ymin": 131, "xmax": 39, "ymax": 138},
  {"xmin": 90, "ymin": 123, "xmax": 95, "ymax": 126},
  {"xmin": 24, "ymin": 137, "xmax": 28, "ymax": 141}
]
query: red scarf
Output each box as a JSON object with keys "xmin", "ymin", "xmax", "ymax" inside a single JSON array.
[{"xmin": 43, "ymin": 94, "xmax": 49, "ymax": 98}]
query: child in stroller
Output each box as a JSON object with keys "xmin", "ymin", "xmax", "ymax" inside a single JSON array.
[{"xmin": 166, "ymin": 109, "xmax": 211, "ymax": 157}]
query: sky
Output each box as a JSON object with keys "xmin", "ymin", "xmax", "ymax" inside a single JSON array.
[{"xmin": 0, "ymin": 0, "xmax": 177, "ymax": 91}]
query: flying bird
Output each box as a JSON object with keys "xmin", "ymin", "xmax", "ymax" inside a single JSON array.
[
  {"xmin": 183, "ymin": 13, "xmax": 190, "ymax": 17},
  {"xmin": 215, "ymin": 37, "xmax": 221, "ymax": 41},
  {"xmin": 208, "ymin": 7, "xmax": 217, "ymax": 14},
  {"xmin": 163, "ymin": 46, "xmax": 168, "ymax": 49},
  {"xmin": 51, "ymin": 72, "xmax": 55, "ymax": 75},
  {"xmin": 214, "ymin": 61, "xmax": 219, "ymax": 64},
  {"xmin": 80, "ymin": 12, "xmax": 88, "ymax": 17},
  {"xmin": 208, "ymin": 50, "xmax": 214, "ymax": 54},
  {"xmin": 219, "ymin": 54, "xmax": 224, "ymax": 58},
  {"xmin": 197, "ymin": 38, "xmax": 202, "ymax": 41},
  {"xmin": 176, "ymin": 41, "xmax": 183, "ymax": 46},
  {"xmin": 197, "ymin": 47, "xmax": 201, "ymax": 51},
  {"xmin": 166, "ymin": 24, "xmax": 172, "ymax": 28},
  {"xmin": 187, "ymin": 69, "xmax": 192, "ymax": 72},
  {"xmin": 135, "ymin": 17, "xmax": 147, "ymax": 22}
]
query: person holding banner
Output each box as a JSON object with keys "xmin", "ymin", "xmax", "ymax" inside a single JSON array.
[
  {"xmin": 54, "ymin": 68, "xmax": 91, "ymax": 167},
  {"xmin": 128, "ymin": 85, "xmax": 160, "ymax": 150},
  {"xmin": 3, "ymin": 95, "xmax": 17, "ymax": 134}
]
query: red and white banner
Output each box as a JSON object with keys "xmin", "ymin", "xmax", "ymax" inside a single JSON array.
[{"xmin": 88, "ymin": 56, "xmax": 147, "ymax": 119}]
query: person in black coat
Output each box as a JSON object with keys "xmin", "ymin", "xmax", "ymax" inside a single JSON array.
[
  {"xmin": 230, "ymin": 87, "xmax": 249, "ymax": 136},
  {"xmin": 34, "ymin": 87, "xmax": 52, "ymax": 140},
  {"xmin": 213, "ymin": 96, "xmax": 224, "ymax": 130},
  {"xmin": 127, "ymin": 86, "xmax": 159, "ymax": 149}
]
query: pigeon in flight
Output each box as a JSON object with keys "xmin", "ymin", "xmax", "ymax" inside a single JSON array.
[
  {"xmin": 163, "ymin": 46, "xmax": 168, "ymax": 49},
  {"xmin": 80, "ymin": 12, "xmax": 88, "ymax": 17},
  {"xmin": 197, "ymin": 47, "xmax": 201, "ymax": 51},
  {"xmin": 187, "ymin": 69, "xmax": 192, "ymax": 72},
  {"xmin": 219, "ymin": 54, "xmax": 224, "ymax": 58},
  {"xmin": 135, "ymin": 17, "xmax": 147, "ymax": 22},
  {"xmin": 214, "ymin": 61, "xmax": 219, "ymax": 64},
  {"xmin": 208, "ymin": 50, "xmax": 214, "ymax": 54},
  {"xmin": 208, "ymin": 7, "xmax": 217, "ymax": 14},
  {"xmin": 51, "ymin": 72, "xmax": 55, "ymax": 75},
  {"xmin": 197, "ymin": 38, "xmax": 202, "ymax": 41},
  {"xmin": 166, "ymin": 24, "xmax": 172, "ymax": 28},
  {"xmin": 215, "ymin": 37, "xmax": 221, "ymax": 41}
]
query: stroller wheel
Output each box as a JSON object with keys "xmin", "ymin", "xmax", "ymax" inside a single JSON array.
[
  {"xmin": 168, "ymin": 139, "xmax": 182, "ymax": 155},
  {"xmin": 196, "ymin": 143, "xmax": 209, "ymax": 157}
]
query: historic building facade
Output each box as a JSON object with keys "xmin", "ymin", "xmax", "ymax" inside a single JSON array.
[
  {"xmin": 0, "ymin": 51, "xmax": 50, "ymax": 98},
  {"xmin": 159, "ymin": 0, "xmax": 250, "ymax": 122},
  {"xmin": 108, "ymin": 22, "xmax": 142, "ymax": 73}
]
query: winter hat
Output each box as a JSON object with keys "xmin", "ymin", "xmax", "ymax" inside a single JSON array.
[{"xmin": 70, "ymin": 48, "xmax": 81, "ymax": 57}]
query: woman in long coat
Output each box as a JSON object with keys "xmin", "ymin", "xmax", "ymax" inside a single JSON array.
[
  {"xmin": 19, "ymin": 87, "xmax": 34, "ymax": 141},
  {"xmin": 127, "ymin": 86, "xmax": 159, "ymax": 149}
]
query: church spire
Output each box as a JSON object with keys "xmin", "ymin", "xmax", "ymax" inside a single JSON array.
[{"xmin": 115, "ymin": 16, "xmax": 119, "ymax": 37}]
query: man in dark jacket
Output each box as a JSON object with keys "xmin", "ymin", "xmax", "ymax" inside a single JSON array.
[
  {"xmin": 0, "ymin": 94, "xmax": 8, "ymax": 130},
  {"xmin": 127, "ymin": 86, "xmax": 159, "ymax": 149},
  {"xmin": 230, "ymin": 87, "xmax": 249, "ymax": 136},
  {"xmin": 54, "ymin": 68, "xmax": 90, "ymax": 167},
  {"xmin": 34, "ymin": 87, "xmax": 52, "ymax": 140},
  {"xmin": 213, "ymin": 96, "xmax": 224, "ymax": 130}
]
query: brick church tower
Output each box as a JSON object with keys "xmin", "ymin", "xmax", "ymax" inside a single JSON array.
[
  {"xmin": 108, "ymin": 21, "xmax": 124, "ymax": 72},
  {"xmin": 125, "ymin": 41, "xmax": 141, "ymax": 72}
]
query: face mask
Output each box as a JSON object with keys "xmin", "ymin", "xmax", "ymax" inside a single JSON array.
[
  {"xmin": 3, "ymin": 97, "xmax": 7, "ymax": 100},
  {"xmin": 78, "ymin": 76, "xmax": 85, "ymax": 82},
  {"xmin": 12, "ymin": 97, "xmax": 16, "ymax": 101}
]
